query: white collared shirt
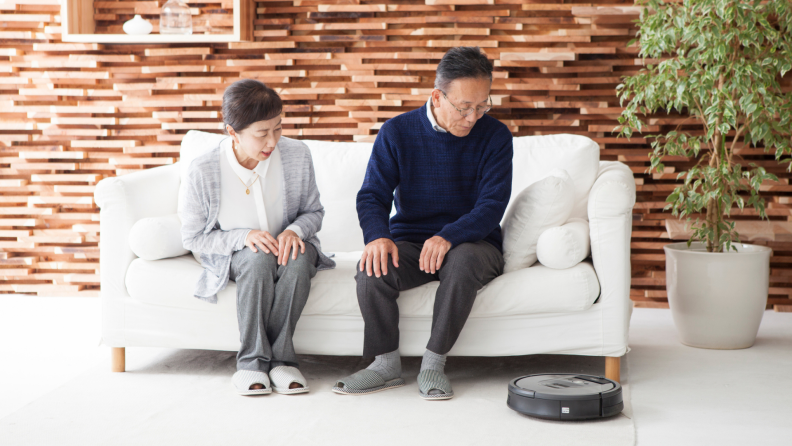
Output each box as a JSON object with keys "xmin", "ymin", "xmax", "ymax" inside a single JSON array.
[
  {"xmin": 426, "ymin": 97, "xmax": 448, "ymax": 133},
  {"xmin": 216, "ymin": 137, "xmax": 302, "ymax": 240}
]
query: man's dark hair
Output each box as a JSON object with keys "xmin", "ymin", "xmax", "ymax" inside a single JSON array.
[
  {"xmin": 222, "ymin": 79, "xmax": 283, "ymax": 134},
  {"xmin": 434, "ymin": 46, "xmax": 494, "ymax": 92}
]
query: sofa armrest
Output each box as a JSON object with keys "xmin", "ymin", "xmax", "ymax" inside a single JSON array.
[
  {"xmin": 587, "ymin": 161, "xmax": 636, "ymax": 356},
  {"xmin": 94, "ymin": 163, "xmax": 181, "ymax": 346},
  {"xmin": 95, "ymin": 162, "xmax": 181, "ymax": 298}
]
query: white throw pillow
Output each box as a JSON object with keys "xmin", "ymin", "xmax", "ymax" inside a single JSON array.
[
  {"xmin": 511, "ymin": 134, "xmax": 600, "ymax": 220},
  {"xmin": 502, "ymin": 169, "xmax": 575, "ymax": 273},
  {"xmin": 536, "ymin": 218, "xmax": 591, "ymax": 269},
  {"xmin": 129, "ymin": 214, "xmax": 189, "ymax": 260}
]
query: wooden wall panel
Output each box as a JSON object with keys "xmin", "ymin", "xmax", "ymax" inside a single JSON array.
[{"xmin": 1, "ymin": 0, "xmax": 790, "ymax": 309}]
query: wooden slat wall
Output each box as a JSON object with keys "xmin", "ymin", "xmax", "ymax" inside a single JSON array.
[{"xmin": 1, "ymin": 0, "xmax": 790, "ymax": 308}]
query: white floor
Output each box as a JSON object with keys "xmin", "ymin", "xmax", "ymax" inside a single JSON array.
[
  {"xmin": 0, "ymin": 296, "xmax": 790, "ymax": 445},
  {"xmin": 628, "ymin": 306, "xmax": 792, "ymax": 445}
]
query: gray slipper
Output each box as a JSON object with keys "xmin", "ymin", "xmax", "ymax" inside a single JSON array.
[
  {"xmin": 332, "ymin": 369, "xmax": 405, "ymax": 395},
  {"xmin": 418, "ymin": 369, "xmax": 454, "ymax": 400}
]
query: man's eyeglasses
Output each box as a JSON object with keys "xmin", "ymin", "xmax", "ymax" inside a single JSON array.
[{"xmin": 440, "ymin": 91, "xmax": 492, "ymax": 118}]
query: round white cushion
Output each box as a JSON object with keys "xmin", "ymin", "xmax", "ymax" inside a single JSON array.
[
  {"xmin": 129, "ymin": 214, "xmax": 189, "ymax": 261},
  {"xmin": 537, "ymin": 218, "xmax": 591, "ymax": 269},
  {"xmin": 501, "ymin": 168, "xmax": 575, "ymax": 273}
]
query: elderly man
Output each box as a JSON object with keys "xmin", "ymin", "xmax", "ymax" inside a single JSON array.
[{"xmin": 333, "ymin": 47, "xmax": 513, "ymax": 400}]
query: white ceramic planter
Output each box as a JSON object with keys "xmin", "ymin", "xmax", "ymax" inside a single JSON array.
[{"xmin": 664, "ymin": 242, "xmax": 771, "ymax": 349}]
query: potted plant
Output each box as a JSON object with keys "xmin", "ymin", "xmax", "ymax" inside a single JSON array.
[{"xmin": 616, "ymin": 0, "xmax": 792, "ymax": 348}]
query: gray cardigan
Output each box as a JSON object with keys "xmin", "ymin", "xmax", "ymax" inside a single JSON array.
[{"xmin": 178, "ymin": 136, "xmax": 336, "ymax": 303}]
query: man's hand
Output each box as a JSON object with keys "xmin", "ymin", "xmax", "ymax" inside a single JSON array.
[
  {"xmin": 245, "ymin": 230, "xmax": 278, "ymax": 254},
  {"xmin": 277, "ymin": 229, "xmax": 305, "ymax": 266},
  {"xmin": 419, "ymin": 236, "xmax": 452, "ymax": 274},
  {"xmin": 360, "ymin": 238, "xmax": 399, "ymax": 278}
]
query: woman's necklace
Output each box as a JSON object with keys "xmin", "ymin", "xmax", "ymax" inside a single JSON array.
[{"xmin": 237, "ymin": 173, "xmax": 259, "ymax": 195}]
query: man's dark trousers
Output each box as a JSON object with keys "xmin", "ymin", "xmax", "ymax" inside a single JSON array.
[{"xmin": 356, "ymin": 240, "xmax": 504, "ymax": 357}]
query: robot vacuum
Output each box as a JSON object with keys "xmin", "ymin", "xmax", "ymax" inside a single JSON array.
[{"xmin": 507, "ymin": 374, "xmax": 623, "ymax": 421}]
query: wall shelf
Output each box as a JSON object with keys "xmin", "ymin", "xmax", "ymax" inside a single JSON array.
[{"xmin": 61, "ymin": 0, "xmax": 253, "ymax": 43}]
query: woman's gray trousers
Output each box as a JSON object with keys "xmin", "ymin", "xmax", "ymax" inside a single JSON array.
[{"xmin": 229, "ymin": 244, "xmax": 318, "ymax": 373}]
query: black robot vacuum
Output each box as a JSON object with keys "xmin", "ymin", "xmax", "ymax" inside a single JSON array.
[{"xmin": 507, "ymin": 374, "xmax": 623, "ymax": 421}]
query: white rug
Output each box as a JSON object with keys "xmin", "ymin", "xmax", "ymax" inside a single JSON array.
[{"xmin": 0, "ymin": 350, "xmax": 633, "ymax": 446}]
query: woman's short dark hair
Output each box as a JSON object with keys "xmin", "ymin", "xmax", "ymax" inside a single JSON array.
[
  {"xmin": 222, "ymin": 79, "xmax": 283, "ymax": 134},
  {"xmin": 434, "ymin": 46, "xmax": 493, "ymax": 92}
]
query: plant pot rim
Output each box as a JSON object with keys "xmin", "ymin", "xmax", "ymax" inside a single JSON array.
[{"xmin": 663, "ymin": 241, "xmax": 772, "ymax": 256}]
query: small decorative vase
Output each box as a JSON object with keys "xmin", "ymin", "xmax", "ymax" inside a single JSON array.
[
  {"xmin": 160, "ymin": 0, "xmax": 193, "ymax": 35},
  {"xmin": 122, "ymin": 15, "xmax": 153, "ymax": 35}
]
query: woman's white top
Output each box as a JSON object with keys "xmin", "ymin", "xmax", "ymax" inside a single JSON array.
[{"xmin": 192, "ymin": 138, "xmax": 302, "ymax": 265}]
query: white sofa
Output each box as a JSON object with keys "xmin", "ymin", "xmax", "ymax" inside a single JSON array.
[{"xmin": 94, "ymin": 131, "xmax": 636, "ymax": 381}]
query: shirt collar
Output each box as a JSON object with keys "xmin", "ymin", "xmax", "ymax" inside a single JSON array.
[
  {"xmin": 223, "ymin": 137, "xmax": 273, "ymax": 180},
  {"xmin": 426, "ymin": 97, "xmax": 447, "ymax": 133}
]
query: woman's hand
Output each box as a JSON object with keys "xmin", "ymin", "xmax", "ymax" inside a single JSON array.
[
  {"xmin": 277, "ymin": 229, "xmax": 305, "ymax": 266},
  {"xmin": 245, "ymin": 230, "xmax": 278, "ymax": 254}
]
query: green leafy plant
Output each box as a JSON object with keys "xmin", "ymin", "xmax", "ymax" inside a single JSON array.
[{"xmin": 617, "ymin": 0, "xmax": 792, "ymax": 252}]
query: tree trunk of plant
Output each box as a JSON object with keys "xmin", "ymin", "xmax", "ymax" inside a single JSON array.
[
  {"xmin": 706, "ymin": 196, "xmax": 718, "ymax": 252},
  {"xmin": 707, "ymin": 130, "xmax": 723, "ymax": 253}
]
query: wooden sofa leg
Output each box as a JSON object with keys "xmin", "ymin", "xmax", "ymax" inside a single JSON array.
[
  {"xmin": 112, "ymin": 347, "xmax": 126, "ymax": 372},
  {"xmin": 605, "ymin": 356, "xmax": 620, "ymax": 383}
]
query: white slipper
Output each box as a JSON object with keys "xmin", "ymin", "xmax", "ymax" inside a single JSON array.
[
  {"xmin": 269, "ymin": 366, "xmax": 310, "ymax": 394},
  {"xmin": 232, "ymin": 370, "xmax": 272, "ymax": 396}
]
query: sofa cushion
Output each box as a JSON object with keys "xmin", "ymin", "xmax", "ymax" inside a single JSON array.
[
  {"xmin": 501, "ymin": 169, "xmax": 575, "ymax": 273},
  {"xmin": 129, "ymin": 214, "xmax": 189, "ymax": 261},
  {"xmin": 510, "ymin": 134, "xmax": 599, "ymax": 221},
  {"xmin": 178, "ymin": 131, "xmax": 600, "ymax": 253},
  {"xmin": 179, "ymin": 130, "xmax": 227, "ymax": 184},
  {"xmin": 302, "ymin": 140, "xmax": 374, "ymax": 253},
  {"xmin": 537, "ymin": 218, "xmax": 591, "ymax": 270},
  {"xmin": 177, "ymin": 131, "xmax": 228, "ymax": 232},
  {"xmin": 125, "ymin": 252, "xmax": 600, "ymax": 317}
]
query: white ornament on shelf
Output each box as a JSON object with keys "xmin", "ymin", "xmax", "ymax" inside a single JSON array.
[{"xmin": 123, "ymin": 15, "xmax": 153, "ymax": 35}]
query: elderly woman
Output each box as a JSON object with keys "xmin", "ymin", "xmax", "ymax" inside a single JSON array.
[{"xmin": 179, "ymin": 79, "xmax": 335, "ymax": 396}]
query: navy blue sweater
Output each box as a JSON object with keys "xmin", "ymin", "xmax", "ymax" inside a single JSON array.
[{"xmin": 356, "ymin": 104, "xmax": 513, "ymax": 252}]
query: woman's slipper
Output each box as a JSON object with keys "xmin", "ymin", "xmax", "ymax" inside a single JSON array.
[
  {"xmin": 417, "ymin": 369, "xmax": 454, "ymax": 400},
  {"xmin": 332, "ymin": 369, "xmax": 405, "ymax": 395},
  {"xmin": 232, "ymin": 370, "xmax": 272, "ymax": 396},
  {"xmin": 269, "ymin": 365, "xmax": 310, "ymax": 395}
]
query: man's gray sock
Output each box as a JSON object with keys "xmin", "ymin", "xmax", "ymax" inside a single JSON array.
[
  {"xmin": 366, "ymin": 349, "xmax": 401, "ymax": 381},
  {"xmin": 420, "ymin": 350, "xmax": 448, "ymax": 395},
  {"xmin": 420, "ymin": 349, "xmax": 447, "ymax": 374}
]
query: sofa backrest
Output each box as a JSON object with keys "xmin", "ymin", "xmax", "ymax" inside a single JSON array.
[
  {"xmin": 180, "ymin": 131, "xmax": 600, "ymax": 253},
  {"xmin": 179, "ymin": 130, "xmax": 227, "ymax": 186},
  {"xmin": 303, "ymin": 139, "xmax": 373, "ymax": 253}
]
